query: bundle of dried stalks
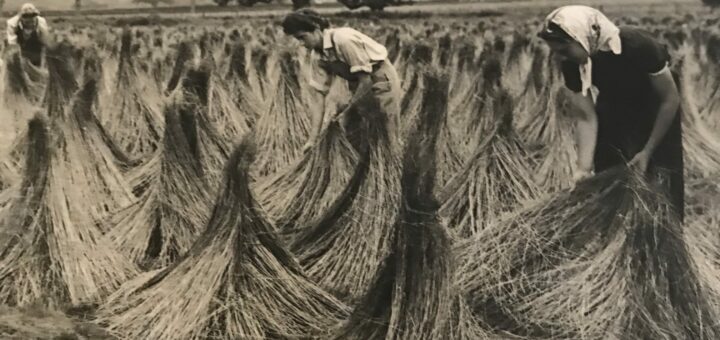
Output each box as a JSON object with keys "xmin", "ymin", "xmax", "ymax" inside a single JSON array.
[
  {"xmin": 107, "ymin": 97, "xmax": 212, "ymax": 269},
  {"xmin": 253, "ymin": 50, "xmax": 310, "ymax": 176},
  {"xmin": 333, "ymin": 67, "xmax": 492, "ymax": 340},
  {"xmin": 103, "ymin": 28, "xmax": 163, "ymax": 159},
  {"xmin": 99, "ymin": 138, "xmax": 349, "ymax": 340},
  {"xmin": 457, "ymin": 167, "xmax": 719, "ymax": 339},
  {"xmin": 440, "ymin": 58, "xmax": 539, "ymax": 237},
  {"xmin": 291, "ymin": 95, "xmax": 402, "ymax": 302},
  {"xmin": 165, "ymin": 41, "xmax": 195, "ymax": 95},
  {"xmin": 256, "ymin": 121, "xmax": 358, "ymax": 239},
  {"xmin": 0, "ymin": 114, "xmax": 137, "ymax": 307},
  {"xmin": 675, "ymin": 56, "xmax": 720, "ymax": 178}
]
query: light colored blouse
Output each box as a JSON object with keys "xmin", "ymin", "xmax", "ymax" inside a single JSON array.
[{"xmin": 309, "ymin": 27, "xmax": 388, "ymax": 94}]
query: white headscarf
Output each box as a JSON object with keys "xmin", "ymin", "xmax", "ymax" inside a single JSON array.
[{"xmin": 542, "ymin": 6, "xmax": 622, "ymax": 96}]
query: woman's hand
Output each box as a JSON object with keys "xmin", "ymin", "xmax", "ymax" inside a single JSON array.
[
  {"xmin": 572, "ymin": 168, "xmax": 595, "ymax": 183},
  {"xmin": 628, "ymin": 149, "xmax": 651, "ymax": 173},
  {"xmin": 332, "ymin": 104, "xmax": 347, "ymax": 120}
]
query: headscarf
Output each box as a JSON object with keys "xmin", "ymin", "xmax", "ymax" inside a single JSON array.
[
  {"xmin": 20, "ymin": 3, "xmax": 40, "ymax": 16},
  {"xmin": 540, "ymin": 6, "xmax": 622, "ymax": 96}
]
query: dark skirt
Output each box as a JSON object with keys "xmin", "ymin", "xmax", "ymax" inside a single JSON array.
[{"xmin": 594, "ymin": 98, "xmax": 685, "ymax": 222}]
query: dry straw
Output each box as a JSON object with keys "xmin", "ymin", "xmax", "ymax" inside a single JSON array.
[
  {"xmin": 103, "ymin": 28, "xmax": 163, "ymax": 160},
  {"xmin": 253, "ymin": 49, "xmax": 310, "ymax": 177},
  {"xmin": 180, "ymin": 58, "xmax": 232, "ymax": 185},
  {"xmin": 98, "ymin": 137, "xmax": 349, "ymax": 340},
  {"xmin": 675, "ymin": 56, "xmax": 720, "ymax": 178},
  {"xmin": 440, "ymin": 57, "xmax": 539, "ymax": 237},
  {"xmin": 291, "ymin": 93, "xmax": 402, "ymax": 302},
  {"xmin": 457, "ymin": 167, "xmax": 719, "ymax": 339},
  {"xmin": 333, "ymin": 67, "xmax": 492, "ymax": 340},
  {"xmin": 0, "ymin": 113, "xmax": 137, "ymax": 308},
  {"xmin": 107, "ymin": 96, "xmax": 212, "ymax": 269},
  {"xmin": 256, "ymin": 121, "xmax": 358, "ymax": 240}
]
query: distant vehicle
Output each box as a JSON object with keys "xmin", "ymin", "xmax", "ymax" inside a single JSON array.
[
  {"xmin": 213, "ymin": 0, "xmax": 273, "ymax": 6},
  {"xmin": 337, "ymin": 0, "xmax": 414, "ymax": 11}
]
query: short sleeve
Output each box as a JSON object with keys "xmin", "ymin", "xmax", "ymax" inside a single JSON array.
[
  {"xmin": 622, "ymin": 29, "xmax": 671, "ymax": 75},
  {"xmin": 6, "ymin": 19, "xmax": 18, "ymax": 45},
  {"xmin": 560, "ymin": 60, "xmax": 582, "ymax": 93},
  {"xmin": 37, "ymin": 17, "xmax": 50, "ymax": 42},
  {"xmin": 333, "ymin": 33, "xmax": 373, "ymax": 74},
  {"xmin": 38, "ymin": 17, "xmax": 49, "ymax": 33}
]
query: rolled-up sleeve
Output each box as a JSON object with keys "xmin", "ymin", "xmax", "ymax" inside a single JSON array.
[{"xmin": 334, "ymin": 34, "xmax": 373, "ymax": 74}]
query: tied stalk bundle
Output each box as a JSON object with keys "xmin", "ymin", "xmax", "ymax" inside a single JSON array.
[
  {"xmin": 291, "ymin": 95, "xmax": 402, "ymax": 303},
  {"xmin": 225, "ymin": 42, "xmax": 262, "ymax": 130},
  {"xmin": 440, "ymin": 57, "xmax": 539, "ymax": 237},
  {"xmin": 107, "ymin": 97, "xmax": 212, "ymax": 269},
  {"xmin": 399, "ymin": 42, "xmax": 433, "ymax": 126},
  {"xmin": 76, "ymin": 48, "xmax": 143, "ymax": 177},
  {"xmin": 502, "ymin": 33, "xmax": 533, "ymax": 98},
  {"xmin": 333, "ymin": 68, "xmax": 492, "ymax": 340},
  {"xmin": 256, "ymin": 121, "xmax": 358, "ymax": 240},
  {"xmin": 515, "ymin": 44, "xmax": 554, "ymax": 134},
  {"xmin": 0, "ymin": 114, "xmax": 137, "ymax": 308},
  {"xmin": 99, "ymin": 138, "xmax": 349, "ymax": 340},
  {"xmin": 457, "ymin": 167, "xmax": 719, "ymax": 339},
  {"xmin": 528, "ymin": 87, "xmax": 578, "ymax": 192},
  {"xmin": 253, "ymin": 50, "xmax": 310, "ymax": 177},
  {"xmin": 180, "ymin": 59, "xmax": 232, "ymax": 185},
  {"xmin": 449, "ymin": 49, "xmax": 505, "ymax": 154},
  {"xmin": 424, "ymin": 66, "xmax": 463, "ymax": 190},
  {"xmin": 674, "ymin": 56, "xmax": 720, "ymax": 178},
  {"xmin": 165, "ymin": 41, "xmax": 195, "ymax": 95},
  {"xmin": 102, "ymin": 28, "xmax": 163, "ymax": 160},
  {"xmin": 448, "ymin": 39, "xmax": 477, "ymax": 108},
  {"xmin": 517, "ymin": 50, "xmax": 578, "ymax": 192},
  {"xmin": 249, "ymin": 47, "xmax": 274, "ymax": 111}
]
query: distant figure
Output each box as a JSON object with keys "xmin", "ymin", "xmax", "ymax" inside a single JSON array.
[
  {"xmin": 6, "ymin": 3, "xmax": 49, "ymax": 66},
  {"xmin": 538, "ymin": 5, "xmax": 684, "ymax": 220}
]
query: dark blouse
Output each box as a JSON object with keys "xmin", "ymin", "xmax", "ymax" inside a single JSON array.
[
  {"xmin": 560, "ymin": 27, "xmax": 684, "ymax": 218},
  {"xmin": 560, "ymin": 27, "xmax": 677, "ymax": 149}
]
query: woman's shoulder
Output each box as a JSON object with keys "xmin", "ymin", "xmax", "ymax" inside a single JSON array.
[
  {"xmin": 618, "ymin": 27, "xmax": 666, "ymax": 56},
  {"xmin": 618, "ymin": 26, "xmax": 670, "ymax": 72}
]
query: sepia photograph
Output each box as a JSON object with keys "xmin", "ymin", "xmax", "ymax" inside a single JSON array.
[{"xmin": 0, "ymin": 0, "xmax": 718, "ymax": 338}]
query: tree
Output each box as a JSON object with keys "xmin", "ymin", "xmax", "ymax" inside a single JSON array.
[
  {"xmin": 337, "ymin": 0, "xmax": 411, "ymax": 11},
  {"xmin": 702, "ymin": 0, "xmax": 720, "ymax": 9},
  {"xmin": 133, "ymin": 0, "xmax": 175, "ymax": 8},
  {"xmin": 292, "ymin": 0, "xmax": 311, "ymax": 10},
  {"xmin": 75, "ymin": 0, "xmax": 82, "ymax": 10}
]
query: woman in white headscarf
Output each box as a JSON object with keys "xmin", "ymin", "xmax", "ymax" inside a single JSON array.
[
  {"xmin": 6, "ymin": 3, "xmax": 50, "ymax": 66},
  {"xmin": 538, "ymin": 5, "xmax": 684, "ymax": 221}
]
